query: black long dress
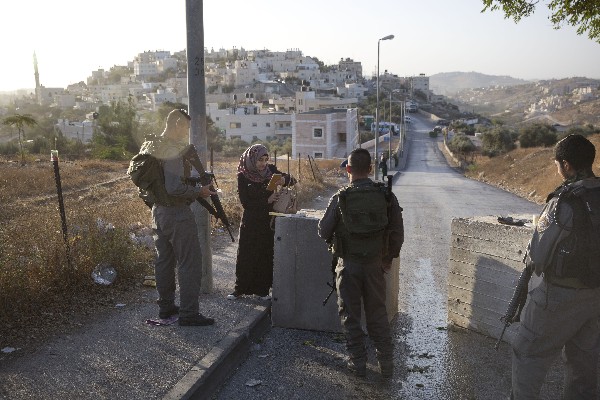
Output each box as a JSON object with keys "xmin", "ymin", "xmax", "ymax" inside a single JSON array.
[{"xmin": 234, "ymin": 164, "xmax": 291, "ymax": 296}]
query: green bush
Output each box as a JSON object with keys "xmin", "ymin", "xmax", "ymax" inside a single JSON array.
[
  {"xmin": 448, "ymin": 133, "xmax": 475, "ymax": 154},
  {"xmin": 519, "ymin": 123, "xmax": 557, "ymax": 148},
  {"xmin": 557, "ymin": 124, "xmax": 600, "ymax": 141},
  {"xmin": 481, "ymin": 127, "xmax": 516, "ymax": 157}
]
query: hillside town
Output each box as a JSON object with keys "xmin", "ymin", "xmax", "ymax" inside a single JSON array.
[
  {"xmin": 0, "ymin": 48, "xmax": 436, "ymax": 159},
  {"xmin": 449, "ymin": 76, "xmax": 600, "ymax": 127}
]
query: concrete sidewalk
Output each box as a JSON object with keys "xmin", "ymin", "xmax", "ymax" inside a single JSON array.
[{"xmin": 0, "ymin": 238, "xmax": 271, "ymax": 400}]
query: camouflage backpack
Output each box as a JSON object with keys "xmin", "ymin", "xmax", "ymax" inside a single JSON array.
[
  {"xmin": 127, "ymin": 137, "xmax": 172, "ymax": 208},
  {"xmin": 332, "ymin": 183, "xmax": 390, "ymax": 261}
]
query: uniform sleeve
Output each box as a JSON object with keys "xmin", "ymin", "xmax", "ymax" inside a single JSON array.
[
  {"xmin": 318, "ymin": 195, "xmax": 339, "ymax": 242},
  {"xmin": 527, "ymin": 196, "xmax": 573, "ymax": 276},
  {"xmin": 163, "ymin": 157, "xmax": 201, "ymax": 201},
  {"xmin": 383, "ymin": 193, "xmax": 404, "ymax": 264}
]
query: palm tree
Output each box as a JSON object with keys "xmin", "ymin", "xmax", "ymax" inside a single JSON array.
[{"xmin": 2, "ymin": 114, "xmax": 37, "ymax": 165}]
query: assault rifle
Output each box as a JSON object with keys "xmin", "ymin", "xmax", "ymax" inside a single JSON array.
[
  {"xmin": 322, "ymin": 255, "xmax": 338, "ymax": 306},
  {"xmin": 494, "ymin": 258, "xmax": 532, "ymax": 350},
  {"xmin": 183, "ymin": 145, "xmax": 235, "ymax": 242},
  {"xmin": 185, "ymin": 174, "xmax": 235, "ymax": 242}
]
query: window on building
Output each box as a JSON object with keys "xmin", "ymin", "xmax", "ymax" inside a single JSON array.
[
  {"xmin": 314, "ymin": 152, "xmax": 323, "ymax": 158},
  {"xmin": 266, "ymin": 122, "xmax": 271, "ymax": 127},
  {"xmin": 313, "ymin": 128, "xmax": 323, "ymax": 138},
  {"xmin": 252, "ymin": 122, "xmax": 257, "ymax": 127},
  {"xmin": 285, "ymin": 122, "xmax": 291, "ymax": 127},
  {"xmin": 229, "ymin": 122, "xmax": 241, "ymax": 129},
  {"xmin": 216, "ymin": 117, "xmax": 220, "ymax": 121}
]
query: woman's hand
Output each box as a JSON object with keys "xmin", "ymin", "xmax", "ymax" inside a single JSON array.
[{"xmin": 268, "ymin": 191, "xmax": 280, "ymax": 204}]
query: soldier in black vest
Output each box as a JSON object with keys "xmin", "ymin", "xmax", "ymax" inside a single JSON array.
[
  {"xmin": 318, "ymin": 148, "xmax": 404, "ymax": 378},
  {"xmin": 512, "ymin": 134, "xmax": 600, "ymax": 399}
]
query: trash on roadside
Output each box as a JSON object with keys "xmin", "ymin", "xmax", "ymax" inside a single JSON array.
[
  {"xmin": 1, "ymin": 347, "xmax": 18, "ymax": 354},
  {"xmin": 96, "ymin": 218, "xmax": 115, "ymax": 234},
  {"xmin": 91, "ymin": 263, "xmax": 117, "ymax": 285},
  {"xmin": 257, "ymin": 354, "xmax": 269, "ymax": 358},
  {"xmin": 143, "ymin": 275, "xmax": 156, "ymax": 287},
  {"xmin": 245, "ymin": 379, "xmax": 262, "ymax": 387},
  {"xmin": 115, "ymin": 303, "xmax": 126, "ymax": 308}
]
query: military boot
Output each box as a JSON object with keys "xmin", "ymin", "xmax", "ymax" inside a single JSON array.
[
  {"xmin": 347, "ymin": 358, "xmax": 367, "ymax": 377},
  {"xmin": 379, "ymin": 360, "xmax": 394, "ymax": 378}
]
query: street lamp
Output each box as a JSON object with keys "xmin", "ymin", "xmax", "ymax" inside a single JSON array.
[{"xmin": 374, "ymin": 34, "xmax": 394, "ymax": 180}]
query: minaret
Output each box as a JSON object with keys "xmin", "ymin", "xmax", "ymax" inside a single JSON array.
[{"xmin": 33, "ymin": 52, "xmax": 41, "ymax": 105}]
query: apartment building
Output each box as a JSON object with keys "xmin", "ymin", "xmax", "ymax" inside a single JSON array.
[
  {"xmin": 295, "ymin": 90, "xmax": 358, "ymax": 113},
  {"xmin": 292, "ymin": 108, "xmax": 358, "ymax": 159},
  {"xmin": 207, "ymin": 103, "xmax": 292, "ymax": 143},
  {"xmin": 338, "ymin": 58, "xmax": 363, "ymax": 78}
]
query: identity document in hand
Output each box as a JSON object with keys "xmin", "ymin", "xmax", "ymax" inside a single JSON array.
[{"xmin": 267, "ymin": 174, "xmax": 282, "ymax": 191}]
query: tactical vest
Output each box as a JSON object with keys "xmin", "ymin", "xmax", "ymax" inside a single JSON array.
[
  {"xmin": 549, "ymin": 179, "xmax": 600, "ymax": 287},
  {"xmin": 331, "ymin": 183, "xmax": 389, "ymax": 262}
]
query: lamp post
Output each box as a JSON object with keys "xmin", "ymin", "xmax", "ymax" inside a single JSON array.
[{"xmin": 374, "ymin": 34, "xmax": 394, "ymax": 180}]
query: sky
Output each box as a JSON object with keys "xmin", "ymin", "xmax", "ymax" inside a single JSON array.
[{"xmin": 1, "ymin": 0, "xmax": 599, "ymax": 92}]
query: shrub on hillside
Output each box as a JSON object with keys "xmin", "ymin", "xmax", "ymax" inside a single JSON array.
[
  {"xmin": 448, "ymin": 133, "xmax": 475, "ymax": 155},
  {"xmin": 519, "ymin": 123, "xmax": 557, "ymax": 148},
  {"xmin": 481, "ymin": 127, "xmax": 516, "ymax": 157},
  {"xmin": 557, "ymin": 124, "xmax": 600, "ymax": 141}
]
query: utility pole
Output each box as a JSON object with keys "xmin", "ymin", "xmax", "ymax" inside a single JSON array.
[{"xmin": 186, "ymin": 0, "xmax": 212, "ymax": 293}]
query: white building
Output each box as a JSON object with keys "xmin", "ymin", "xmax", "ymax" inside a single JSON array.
[
  {"xmin": 144, "ymin": 87, "xmax": 177, "ymax": 110},
  {"xmin": 207, "ymin": 103, "xmax": 292, "ymax": 143},
  {"xmin": 411, "ymin": 73, "xmax": 430, "ymax": 93},
  {"xmin": 292, "ymin": 108, "xmax": 358, "ymax": 159},
  {"xmin": 295, "ymin": 90, "xmax": 358, "ymax": 113}
]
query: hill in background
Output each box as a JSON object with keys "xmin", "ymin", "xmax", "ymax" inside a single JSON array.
[
  {"xmin": 439, "ymin": 75, "xmax": 600, "ymax": 128},
  {"xmin": 430, "ymin": 72, "xmax": 530, "ymax": 95}
]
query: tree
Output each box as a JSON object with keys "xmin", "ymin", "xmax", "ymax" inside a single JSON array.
[
  {"xmin": 481, "ymin": 126, "xmax": 516, "ymax": 156},
  {"xmin": 93, "ymin": 96, "xmax": 139, "ymax": 159},
  {"xmin": 2, "ymin": 114, "xmax": 37, "ymax": 164},
  {"xmin": 518, "ymin": 123, "xmax": 557, "ymax": 147},
  {"xmin": 481, "ymin": 0, "xmax": 600, "ymax": 43}
]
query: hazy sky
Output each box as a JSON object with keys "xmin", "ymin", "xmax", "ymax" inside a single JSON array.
[{"xmin": 2, "ymin": 0, "xmax": 599, "ymax": 92}]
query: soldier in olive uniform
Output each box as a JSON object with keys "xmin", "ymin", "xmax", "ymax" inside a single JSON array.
[
  {"xmin": 512, "ymin": 134, "xmax": 600, "ymax": 399},
  {"xmin": 318, "ymin": 148, "xmax": 404, "ymax": 378}
]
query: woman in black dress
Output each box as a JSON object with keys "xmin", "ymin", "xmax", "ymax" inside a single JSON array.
[{"xmin": 228, "ymin": 144, "xmax": 295, "ymax": 300}]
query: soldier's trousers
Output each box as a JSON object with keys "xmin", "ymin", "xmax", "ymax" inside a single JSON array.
[
  {"xmin": 336, "ymin": 258, "xmax": 393, "ymax": 367},
  {"xmin": 152, "ymin": 204, "xmax": 202, "ymax": 319},
  {"xmin": 511, "ymin": 281, "xmax": 600, "ymax": 399}
]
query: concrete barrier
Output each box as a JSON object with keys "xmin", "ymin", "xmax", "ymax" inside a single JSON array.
[
  {"xmin": 448, "ymin": 215, "xmax": 541, "ymax": 344},
  {"xmin": 272, "ymin": 211, "xmax": 399, "ymax": 333}
]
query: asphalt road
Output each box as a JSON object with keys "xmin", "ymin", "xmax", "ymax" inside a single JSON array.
[{"xmin": 212, "ymin": 116, "xmax": 569, "ymax": 399}]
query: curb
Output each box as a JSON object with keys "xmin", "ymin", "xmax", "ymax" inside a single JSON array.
[{"xmin": 163, "ymin": 304, "xmax": 272, "ymax": 400}]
